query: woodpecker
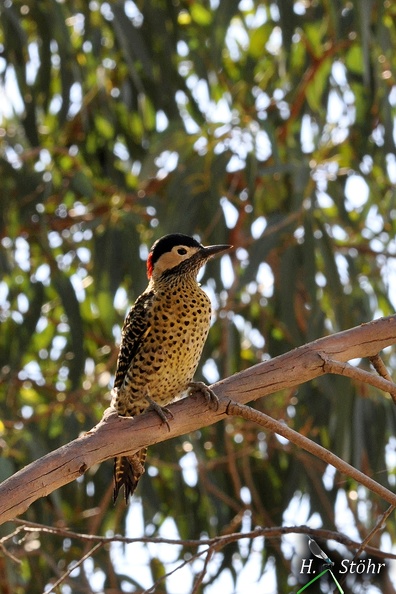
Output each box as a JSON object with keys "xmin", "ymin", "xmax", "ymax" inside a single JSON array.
[{"xmin": 111, "ymin": 233, "xmax": 232, "ymax": 502}]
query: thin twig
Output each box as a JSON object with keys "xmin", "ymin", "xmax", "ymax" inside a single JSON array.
[
  {"xmin": 6, "ymin": 518, "xmax": 396, "ymax": 594},
  {"xmin": 191, "ymin": 547, "xmax": 214, "ymax": 594},
  {"xmin": 0, "ymin": 542, "xmax": 21, "ymax": 565},
  {"xmin": 353, "ymin": 504, "xmax": 395, "ymax": 560},
  {"xmin": 44, "ymin": 542, "xmax": 103, "ymax": 594},
  {"xmin": 338, "ymin": 505, "xmax": 396, "ymax": 590},
  {"xmin": 141, "ymin": 545, "xmax": 210, "ymax": 594},
  {"xmin": 10, "ymin": 519, "xmax": 396, "ymax": 560},
  {"xmin": 0, "ymin": 526, "xmax": 25, "ymax": 546},
  {"xmin": 370, "ymin": 354, "xmax": 393, "ymax": 382},
  {"xmin": 226, "ymin": 400, "xmax": 396, "ymax": 506}
]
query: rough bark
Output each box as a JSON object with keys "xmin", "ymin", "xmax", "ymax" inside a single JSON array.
[{"xmin": 1, "ymin": 315, "xmax": 396, "ymax": 525}]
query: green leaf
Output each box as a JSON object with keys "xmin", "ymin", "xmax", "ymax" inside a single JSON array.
[
  {"xmin": 71, "ymin": 171, "xmax": 94, "ymax": 198},
  {"xmin": 305, "ymin": 57, "xmax": 332, "ymax": 112},
  {"xmin": 190, "ymin": 4, "xmax": 212, "ymax": 26},
  {"xmin": 345, "ymin": 44, "xmax": 364, "ymax": 74},
  {"xmin": 95, "ymin": 115, "xmax": 115, "ymax": 140},
  {"xmin": 249, "ymin": 25, "xmax": 271, "ymax": 59},
  {"xmin": 52, "ymin": 271, "xmax": 85, "ymax": 388}
]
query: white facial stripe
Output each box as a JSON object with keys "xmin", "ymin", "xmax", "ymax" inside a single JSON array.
[{"xmin": 153, "ymin": 245, "xmax": 200, "ymax": 277}]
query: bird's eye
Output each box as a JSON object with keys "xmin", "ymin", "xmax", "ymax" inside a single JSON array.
[{"xmin": 177, "ymin": 248, "xmax": 187, "ymax": 255}]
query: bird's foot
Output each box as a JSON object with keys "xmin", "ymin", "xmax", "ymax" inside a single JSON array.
[
  {"xmin": 145, "ymin": 395, "xmax": 174, "ymax": 431},
  {"xmin": 188, "ymin": 381, "xmax": 219, "ymax": 411}
]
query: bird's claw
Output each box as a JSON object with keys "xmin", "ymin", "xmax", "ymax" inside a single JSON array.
[
  {"xmin": 145, "ymin": 395, "xmax": 174, "ymax": 431},
  {"xmin": 188, "ymin": 381, "xmax": 219, "ymax": 411}
]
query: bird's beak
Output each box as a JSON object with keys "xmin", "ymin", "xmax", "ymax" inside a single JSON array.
[{"xmin": 202, "ymin": 244, "xmax": 233, "ymax": 259}]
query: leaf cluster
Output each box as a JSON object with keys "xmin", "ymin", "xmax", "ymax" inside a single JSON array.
[{"xmin": 1, "ymin": 0, "xmax": 396, "ymax": 592}]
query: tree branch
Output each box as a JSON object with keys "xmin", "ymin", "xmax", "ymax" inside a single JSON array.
[
  {"xmin": 10, "ymin": 518, "xmax": 396, "ymax": 560},
  {"xmin": 319, "ymin": 352, "xmax": 396, "ymax": 401},
  {"xmin": 1, "ymin": 315, "xmax": 396, "ymax": 525},
  {"xmin": 226, "ymin": 400, "xmax": 396, "ymax": 505}
]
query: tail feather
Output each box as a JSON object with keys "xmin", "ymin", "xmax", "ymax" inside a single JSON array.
[{"xmin": 113, "ymin": 448, "xmax": 147, "ymax": 503}]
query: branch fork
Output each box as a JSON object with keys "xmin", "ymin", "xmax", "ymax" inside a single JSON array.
[{"xmin": 1, "ymin": 315, "xmax": 396, "ymax": 524}]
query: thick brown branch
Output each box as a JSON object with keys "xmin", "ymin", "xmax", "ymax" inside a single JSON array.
[{"xmin": 0, "ymin": 315, "xmax": 396, "ymax": 525}]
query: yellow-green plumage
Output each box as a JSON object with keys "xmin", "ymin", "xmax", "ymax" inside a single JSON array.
[{"xmin": 111, "ymin": 234, "xmax": 231, "ymax": 502}]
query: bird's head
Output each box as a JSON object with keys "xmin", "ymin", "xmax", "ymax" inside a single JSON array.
[{"xmin": 147, "ymin": 233, "xmax": 232, "ymax": 281}]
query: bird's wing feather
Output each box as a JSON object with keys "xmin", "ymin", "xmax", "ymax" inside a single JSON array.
[{"xmin": 113, "ymin": 290, "xmax": 153, "ymax": 389}]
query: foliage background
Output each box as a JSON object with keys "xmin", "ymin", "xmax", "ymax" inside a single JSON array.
[{"xmin": 1, "ymin": 0, "xmax": 396, "ymax": 592}]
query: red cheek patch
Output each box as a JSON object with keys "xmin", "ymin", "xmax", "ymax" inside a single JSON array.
[{"xmin": 147, "ymin": 253, "xmax": 154, "ymax": 278}]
